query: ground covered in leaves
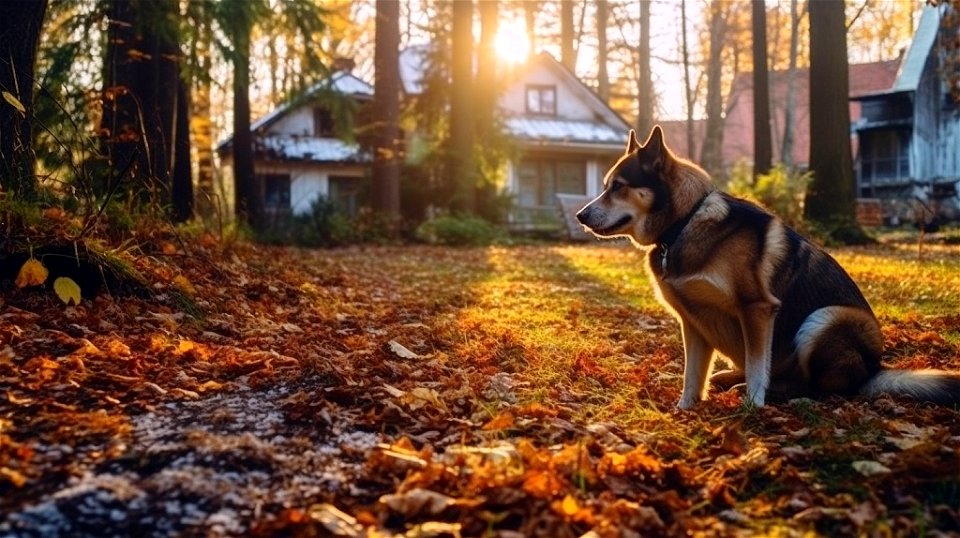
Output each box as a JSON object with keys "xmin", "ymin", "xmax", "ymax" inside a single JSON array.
[{"xmin": 1, "ymin": 237, "xmax": 959, "ymax": 536}]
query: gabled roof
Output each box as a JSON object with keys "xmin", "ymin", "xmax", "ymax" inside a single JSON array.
[
  {"xmin": 502, "ymin": 52, "xmax": 631, "ymax": 149},
  {"xmin": 893, "ymin": 4, "xmax": 939, "ymax": 92},
  {"xmin": 247, "ymin": 71, "xmax": 373, "ymax": 134},
  {"xmin": 217, "ymin": 70, "xmax": 372, "ymax": 160}
]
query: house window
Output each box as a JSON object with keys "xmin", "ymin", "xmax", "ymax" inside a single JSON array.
[
  {"xmin": 859, "ymin": 129, "xmax": 909, "ymax": 190},
  {"xmin": 263, "ymin": 174, "xmax": 291, "ymax": 210},
  {"xmin": 517, "ymin": 159, "xmax": 585, "ymax": 208},
  {"xmin": 314, "ymin": 107, "xmax": 335, "ymax": 137},
  {"xmin": 329, "ymin": 176, "xmax": 369, "ymax": 217},
  {"xmin": 525, "ymin": 85, "xmax": 557, "ymax": 115}
]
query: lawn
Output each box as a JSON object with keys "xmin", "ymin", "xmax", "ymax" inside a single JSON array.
[{"xmin": 1, "ymin": 239, "xmax": 958, "ymax": 536}]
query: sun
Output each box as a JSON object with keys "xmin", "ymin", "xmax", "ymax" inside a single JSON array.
[{"xmin": 494, "ymin": 17, "xmax": 531, "ymax": 65}]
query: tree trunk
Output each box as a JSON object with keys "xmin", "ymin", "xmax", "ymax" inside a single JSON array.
[
  {"xmin": 524, "ymin": 1, "xmax": 538, "ymax": 54},
  {"xmin": 636, "ymin": 0, "xmax": 654, "ymax": 136},
  {"xmin": 449, "ymin": 0, "xmax": 475, "ymax": 214},
  {"xmin": 781, "ymin": 0, "xmax": 801, "ymax": 170},
  {"xmin": 805, "ymin": 0, "xmax": 856, "ymax": 228},
  {"xmin": 680, "ymin": 0, "xmax": 695, "ymax": 158},
  {"xmin": 560, "ymin": 0, "xmax": 575, "ymax": 71},
  {"xmin": 0, "ymin": 0, "xmax": 47, "ymax": 199},
  {"xmin": 100, "ymin": 0, "xmax": 141, "ymax": 194},
  {"xmin": 476, "ymin": 0, "xmax": 499, "ymax": 221},
  {"xmin": 192, "ymin": 12, "xmax": 216, "ymax": 219},
  {"xmin": 752, "ymin": 0, "xmax": 772, "ymax": 179},
  {"xmin": 596, "ymin": 0, "xmax": 610, "ymax": 103},
  {"xmin": 700, "ymin": 1, "xmax": 726, "ymax": 178},
  {"xmin": 372, "ymin": 0, "xmax": 401, "ymax": 221},
  {"xmin": 171, "ymin": 74, "xmax": 193, "ymax": 222},
  {"xmin": 230, "ymin": 7, "xmax": 262, "ymax": 229}
]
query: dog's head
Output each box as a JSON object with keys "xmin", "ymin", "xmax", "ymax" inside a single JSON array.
[{"xmin": 576, "ymin": 125, "xmax": 682, "ymax": 245}]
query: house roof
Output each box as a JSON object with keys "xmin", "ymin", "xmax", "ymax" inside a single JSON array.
[
  {"xmin": 505, "ymin": 117, "xmax": 625, "ymax": 146},
  {"xmin": 247, "ymin": 71, "xmax": 373, "ymax": 134},
  {"xmin": 216, "ymin": 70, "xmax": 372, "ymax": 160},
  {"xmin": 254, "ymin": 135, "xmax": 369, "ymax": 164},
  {"xmin": 893, "ymin": 5, "xmax": 939, "ymax": 92}
]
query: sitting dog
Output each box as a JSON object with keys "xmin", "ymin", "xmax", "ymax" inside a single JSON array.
[{"xmin": 576, "ymin": 126, "xmax": 960, "ymax": 408}]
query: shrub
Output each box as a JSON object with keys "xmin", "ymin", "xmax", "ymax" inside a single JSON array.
[
  {"xmin": 415, "ymin": 215, "xmax": 505, "ymax": 246},
  {"xmin": 726, "ymin": 163, "xmax": 812, "ymax": 229}
]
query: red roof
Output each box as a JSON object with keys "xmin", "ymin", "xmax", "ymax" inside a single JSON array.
[{"xmin": 658, "ymin": 59, "xmax": 901, "ymax": 170}]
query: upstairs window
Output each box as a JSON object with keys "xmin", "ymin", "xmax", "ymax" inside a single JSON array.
[
  {"xmin": 525, "ymin": 85, "xmax": 557, "ymax": 115},
  {"xmin": 313, "ymin": 107, "xmax": 335, "ymax": 137}
]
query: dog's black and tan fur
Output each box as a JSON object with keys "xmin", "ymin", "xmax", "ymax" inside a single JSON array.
[{"xmin": 577, "ymin": 126, "xmax": 960, "ymax": 409}]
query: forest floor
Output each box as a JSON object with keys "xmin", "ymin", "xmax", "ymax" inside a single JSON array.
[{"xmin": 1, "ymin": 236, "xmax": 959, "ymax": 537}]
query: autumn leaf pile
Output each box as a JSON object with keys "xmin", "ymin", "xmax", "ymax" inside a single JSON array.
[{"xmin": 1, "ymin": 238, "xmax": 958, "ymax": 536}]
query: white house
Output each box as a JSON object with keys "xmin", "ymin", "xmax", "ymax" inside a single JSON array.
[
  {"xmin": 219, "ymin": 51, "xmax": 631, "ymax": 228},
  {"xmin": 217, "ymin": 71, "xmax": 374, "ymax": 217}
]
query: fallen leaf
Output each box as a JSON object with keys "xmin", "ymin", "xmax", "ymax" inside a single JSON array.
[
  {"xmin": 380, "ymin": 488, "xmax": 457, "ymax": 517},
  {"xmin": 15, "ymin": 258, "xmax": 48, "ymax": 288},
  {"xmin": 53, "ymin": 277, "xmax": 82, "ymax": 306},
  {"xmin": 852, "ymin": 460, "xmax": 891, "ymax": 477},
  {"xmin": 388, "ymin": 340, "xmax": 420, "ymax": 360},
  {"xmin": 307, "ymin": 503, "xmax": 362, "ymax": 538}
]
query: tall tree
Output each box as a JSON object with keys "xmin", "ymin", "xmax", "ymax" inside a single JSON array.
[
  {"xmin": 101, "ymin": 0, "xmax": 191, "ymax": 219},
  {"xmin": 751, "ymin": 0, "xmax": 772, "ymax": 179},
  {"xmin": 780, "ymin": 0, "xmax": 802, "ymax": 169},
  {"xmin": 476, "ymin": 0, "xmax": 500, "ymax": 220},
  {"xmin": 187, "ymin": 1, "xmax": 217, "ymax": 218},
  {"xmin": 596, "ymin": 0, "xmax": 610, "ymax": 102},
  {"xmin": 700, "ymin": 0, "xmax": 726, "ymax": 177},
  {"xmin": 449, "ymin": 0, "xmax": 475, "ymax": 213},
  {"xmin": 0, "ymin": 0, "xmax": 48, "ymax": 199},
  {"xmin": 372, "ymin": 0, "xmax": 401, "ymax": 221},
  {"xmin": 220, "ymin": 0, "xmax": 264, "ymax": 228},
  {"xmin": 560, "ymin": 0, "xmax": 575, "ymax": 71},
  {"xmin": 680, "ymin": 0, "xmax": 695, "ymax": 157},
  {"xmin": 805, "ymin": 0, "xmax": 857, "ymax": 234},
  {"xmin": 524, "ymin": 2, "xmax": 539, "ymax": 53},
  {"xmin": 636, "ymin": 0, "xmax": 654, "ymax": 135}
]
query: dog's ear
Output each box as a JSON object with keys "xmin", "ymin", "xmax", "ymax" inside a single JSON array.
[
  {"xmin": 641, "ymin": 125, "xmax": 668, "ymax": 170},
  {"xmin": 625, "ymin": 129, "xmax": 641, "ymax": 154}
]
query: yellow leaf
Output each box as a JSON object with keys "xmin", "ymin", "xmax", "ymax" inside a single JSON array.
[
  {"xmin": 15, "ymin": 258, "xmax": 48, "ymax": 288},
  {"xmin": 561, "ymin": 494, "xmax": 579, "ymax": 516},
  {"xmin": 2, "ymin": 91, "xmax": 25, "ymax": 116},
  {"xmin": 53, "ymin": 277, "xmax": 81, "ymax": 306}
]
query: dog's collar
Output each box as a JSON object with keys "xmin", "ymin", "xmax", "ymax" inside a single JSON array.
[{"xmin": 656, "ymin": 193, "xmax": 710, "ymax": 275}]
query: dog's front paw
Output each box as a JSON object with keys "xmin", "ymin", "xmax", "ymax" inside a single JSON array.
[{"xmin": 676, "ymin": 395, "xmax": 700, "ymax": 410}]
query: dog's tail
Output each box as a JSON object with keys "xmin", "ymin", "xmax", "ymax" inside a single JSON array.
[{"xmin": 860, "ymin": 369, "xmax": 960, "ymax": 405}]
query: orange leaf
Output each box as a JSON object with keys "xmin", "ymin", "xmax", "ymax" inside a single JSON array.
[
  {"xmin": 482, "ymin": 411, "xmax": 515, "ymax": 431},
  {"xmin": 15, "ymin": 258, "xmax": 48, "ymax": 288}
]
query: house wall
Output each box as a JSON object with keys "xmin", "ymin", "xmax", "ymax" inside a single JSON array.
[
  {"xmin": 268, "ymin": 107, "xmax": 314, "ymax": 136},
  {"xmin": 241, "ymin": 161, "xmax": 367, "ymax": 216},
  {"xmin": 499, "ymin": 63, "xmax": 596, "ymax": 120},
  {"xmin": 912, "ymin": 54, "xmax": 940, "ymax": 181}
]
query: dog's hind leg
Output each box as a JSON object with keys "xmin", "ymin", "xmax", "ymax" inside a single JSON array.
[
  {"xmin": 795, "ymin": 306, "xmax": 882, "ymax": 396},
  {"xmin": 677, "ymin": 321, "xmax": 715, "ymax": 409}
]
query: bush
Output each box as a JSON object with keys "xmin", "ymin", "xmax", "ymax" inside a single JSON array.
[
  {"xmin": 726, "ymin": 163, "xmax": 812, "ymax": 229},
  {"xmin": 414, "ymin": 215, "xmax": 505, "ymax": 246}
]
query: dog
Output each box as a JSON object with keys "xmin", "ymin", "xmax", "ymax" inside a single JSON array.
[{"xmin": 576, "ymin": 126, "xmax": 960, "ymax": 409}]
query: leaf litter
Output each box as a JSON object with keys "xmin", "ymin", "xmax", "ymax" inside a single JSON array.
[{"xmin": 0, "ymin": 241, "xmax": 958, "ymax": 536}]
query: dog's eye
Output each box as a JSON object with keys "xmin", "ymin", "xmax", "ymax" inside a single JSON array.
[{"xmin": 610, "ymin": 181, "xmax": 624, "ymax": 192}]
